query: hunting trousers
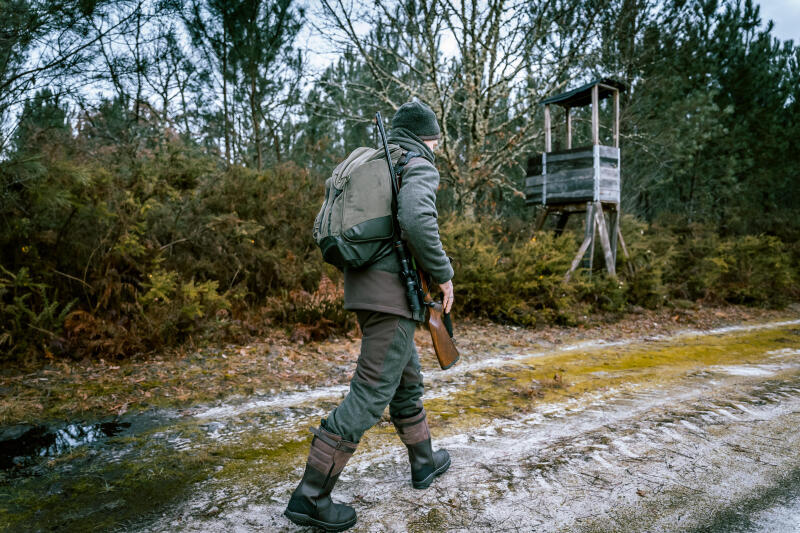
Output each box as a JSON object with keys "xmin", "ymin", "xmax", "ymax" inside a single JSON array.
[{"xmin": 324, "ymin": 310, "xmax": 424, "ymax": 444}]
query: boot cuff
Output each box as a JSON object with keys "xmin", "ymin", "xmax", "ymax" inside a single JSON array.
[
  {"xmin": 307, "ymin": 426, "xmax": 357, "ymax": 477},
  {"xmin": 391, "ymin": 409, "xmax": 431, "ymax": 445}
]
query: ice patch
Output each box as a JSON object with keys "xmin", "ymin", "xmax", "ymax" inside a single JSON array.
[
  {"xmin": 713, "ymin": 365, "xmax": 781, "ymax": 377},
  {"xmin": 730, "ymin": 402, "xmax": 761, "ymax": 417},
  {"xmin": 593, "ymin": 452, "xmax": 614, "ymax": 468},
  {"xmin": 660, "ymin": 426, "xmax": 684, "ymax": 441},
  {"xmin": 679, "ymin": 420, "xmax": 703, "ymax": 433},
  {"xmin": 766, "ymin": 348, "xmax": 800, "ymax": 359},
  {"xmin": 613, "ymin": 440, "xmax": 640, "ymax": 459},
  {"xmin": 698, "ymin": 319, "xmax": 800, "ymax": 336},
  {"xmin": 715, "ymin": 407, "xmax": 741, "ymax": 421},
  {"xmin": 192, "ymin": 384, "xmax": 349, "ymax": 419}
]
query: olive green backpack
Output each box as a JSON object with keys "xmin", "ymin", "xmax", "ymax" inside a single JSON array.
[{"xmin": 313, "ymin": 146, "xmax": 398, "ymax": 270}]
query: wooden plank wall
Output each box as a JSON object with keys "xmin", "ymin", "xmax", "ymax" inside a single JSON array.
[
  {"xmin": 525, "ymin": 145, "xmax": 620, "ymax": 205},
  {"xmin": 598, "ymin": 145, "xmax": 620, "ymax": 203}
]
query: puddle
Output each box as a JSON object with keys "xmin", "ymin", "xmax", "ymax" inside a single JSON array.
[{"xmin": 0, "ymin": 420, "xmax": 131, "ymax": 470}]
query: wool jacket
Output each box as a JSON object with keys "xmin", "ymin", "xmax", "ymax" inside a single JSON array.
[{"xmin": 343, "ymin": 127, "xmax": 453, "ymax": 319}]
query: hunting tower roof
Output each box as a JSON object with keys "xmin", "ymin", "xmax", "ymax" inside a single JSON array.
[{"xmin": 541, "ymin": 78, "xmax": 627, "ymax": 107}]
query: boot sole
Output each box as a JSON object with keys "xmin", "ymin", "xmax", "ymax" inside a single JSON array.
[
  {"xmin": 412, "ymin": 456, "xmax": 451, "ymax": 489},
  {"xmin": 284, "ymin": 510, "xmax": 357, "ymax": 532}
]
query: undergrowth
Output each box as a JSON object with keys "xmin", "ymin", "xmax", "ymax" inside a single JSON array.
[{"xmin": 2, "ymin": 137, "xmax": 797, "ymax": 363}]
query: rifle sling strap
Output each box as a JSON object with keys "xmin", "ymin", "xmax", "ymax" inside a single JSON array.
[{"xmin": 394, "ymin": 150, "xmax": 420, "ymax": 189}]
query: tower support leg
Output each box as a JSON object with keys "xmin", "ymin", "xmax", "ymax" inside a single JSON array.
[
  {"xmin": 565, "ymin": 234, "xmax": 593, "ymax": 282},
  {"xmin": 534, "ymin": 206, "xmax": 549, "ymax": 231},
  {"xmin": 593, "ymin": 201, "xmax": 616, "ymax": 277},
  {"xmin": 609, "ymin": 204, "xmax": 620, "ymax": 266},
  {"xmin": 580, "ymin": 202, "xmax": 595, "ymax": 271}
]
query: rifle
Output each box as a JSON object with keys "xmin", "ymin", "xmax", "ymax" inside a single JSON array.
[
  {"xmin": 375, "ymin": 111, "xmax": 460, "ymax": 370},
  {"xmin": 416, "ymin": 268, "xmax": 460, "ymax": 370}
]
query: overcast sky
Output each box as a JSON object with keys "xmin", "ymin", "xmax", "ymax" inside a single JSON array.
[
  {"xmin": 757, "ymin": 0, "xmax": 800, "ymax": 43},
  {"xmin": 301, "ymin": 0, "xmax": 799, "ymax": 74}
]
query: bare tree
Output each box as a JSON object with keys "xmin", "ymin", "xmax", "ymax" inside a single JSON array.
[
  {"xmin": 184, "ymin": 0, "xmax": 236, "ymax": 164},
  {"xmin": 0, "ymin": 0, "xmax": 137, "ymax": 157},
  {"xmin": 315, "ymin": 0, "xmax": 607, "ymax": 210}
]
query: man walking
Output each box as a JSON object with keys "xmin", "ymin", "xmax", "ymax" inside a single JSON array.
[{"xmin": 284, "ymin": 101, "xmax": 454, "ymax": 531}]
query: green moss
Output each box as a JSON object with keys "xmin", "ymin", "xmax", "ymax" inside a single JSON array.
[
  {"xmin": 0, "ymin": 447, "xmax": 217, "ymax": 532},
  {"xmin": 208, "ymin": 429, "xmax": 313, "ymax": 484},
  {"xmin": 418, "ymin": 325, "xmax": 800, "ymax": 437}
]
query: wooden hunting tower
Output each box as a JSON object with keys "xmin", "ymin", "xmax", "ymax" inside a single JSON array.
[{"xmin": 525, "ymin": 78, "xmax": 629, "ymax": 279}]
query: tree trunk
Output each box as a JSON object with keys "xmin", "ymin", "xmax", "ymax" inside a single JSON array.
[
  {"xmin": 222, "ymin": 23, "xmax": 230, "ymax": 165},
  {"xmin": 250, "ymin": 76, "xmax": 262, "ymax": 170}
]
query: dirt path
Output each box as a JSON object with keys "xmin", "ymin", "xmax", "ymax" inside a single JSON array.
[
  {"xmin": 2, "ymin": 304, "xmax": 791, "ymax": 427},
  {"xmin": 144, "ymin": 320, "xmax": 800, "ymax": 533},
  {"xmin": 2, "ymin": 315, "xmax": 800, "ymax": 532}
]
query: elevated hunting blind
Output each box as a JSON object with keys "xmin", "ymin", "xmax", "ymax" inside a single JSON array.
[{"xmin": 525, "ymin": 78, "xmax": 629, "ymax": 279}]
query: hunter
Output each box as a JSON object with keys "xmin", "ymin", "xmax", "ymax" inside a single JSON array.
[{"xmin": 284, "ymin": 101, "xmax": 455, "ymax": 531}]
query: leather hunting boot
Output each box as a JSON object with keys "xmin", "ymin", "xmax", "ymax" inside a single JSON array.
[
  {"xmin": 391, "ymin": 409, "xmax": 451, "ymax": 489},
  {"xmin": 284, "ymin": 425, "xmax": 358, "ymax": 532}
]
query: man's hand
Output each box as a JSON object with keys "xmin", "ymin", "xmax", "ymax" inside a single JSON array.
[{"xmin": 439, "ymin": 280, "xmax": 454, "ymax": 314}]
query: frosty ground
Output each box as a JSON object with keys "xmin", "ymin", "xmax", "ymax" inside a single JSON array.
[
  {"xmin": 2, "ymin": 311, "xmax": 800, "ymax": 532},
  {"xmin": 149, "ymin": 319, "xmax": 800, "ymax": 532}
]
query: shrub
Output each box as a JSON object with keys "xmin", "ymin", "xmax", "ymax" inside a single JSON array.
[
  {"xmin": 701, "ymin": 234, "xmax": 796, "ymax": 306},
  {"xmin": 150, "ymin": 161, "xmax": 326, "ymax": 300},
  {"xmin": 441, "ymin": 217, "xmax": 578, "ymax": 326},
  {"xmin": 136, "ymin": 266, "xmax": 232, "ymax": 344},
  {"xmin": 616, "ymin": 216, "xmax": 672, "ymax": 309},
  {"xmin": 0, "ymin": 266, "xmax": 77, "ymax": 362},
  {"xmin": 661, "ymin": 223, "xmax": 721, "ymax": 301},
  {"xmin": 266, "ymin": 274, "xmax": 356, "ymax": 341},
  {"xmin": 3, "ymin": 128, "xmax": 798, "ymax": 363}
]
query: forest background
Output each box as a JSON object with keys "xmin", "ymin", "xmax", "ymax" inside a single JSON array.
[{"xmin": 1, "ymin": 0, "xmax": 798, "ymax": 364}]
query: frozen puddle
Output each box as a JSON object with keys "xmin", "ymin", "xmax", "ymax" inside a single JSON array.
[
  {"xmin": 138, "ymin": 320, "xmax": 800, "ymax": 533},
  {"xmin": 768, "ymin": 348, "xmax": 800, "ymax": 359},
  {"xmin": 192, "ymin": 384, "xmax": 350, "ymax": 420}
]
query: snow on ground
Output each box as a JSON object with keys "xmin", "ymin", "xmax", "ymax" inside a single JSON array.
[{"xmin": 137, "ymin": 320, "xmax": 800, "ymax": 533}]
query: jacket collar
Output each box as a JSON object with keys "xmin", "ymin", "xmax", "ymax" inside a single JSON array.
[{"xmin": 386, "ymin": 127, "xmax": 435, "ymax": 164}]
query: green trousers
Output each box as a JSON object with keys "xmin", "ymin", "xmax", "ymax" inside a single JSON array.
[{"xmin": 323, "ymin": 310, "xmax": 424, "ymax": 443}]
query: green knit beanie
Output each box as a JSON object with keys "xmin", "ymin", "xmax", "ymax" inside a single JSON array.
[{"xmin": 391, "ymin": 101, "xmax": 440, "ymax": 140}]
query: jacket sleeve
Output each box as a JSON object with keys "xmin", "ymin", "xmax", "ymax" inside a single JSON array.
[{"xmin": 396, "ymin": 160, "xmax": 454, "ymax": 284}]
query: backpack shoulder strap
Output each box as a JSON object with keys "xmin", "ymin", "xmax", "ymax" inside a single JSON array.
[
  {"xmin": 395, "ymin": 150, "xmax": 429, "ymax": 186},
  {"xmin": 395, "ymin": 150, "xmax": 419, "ymax": 173}
]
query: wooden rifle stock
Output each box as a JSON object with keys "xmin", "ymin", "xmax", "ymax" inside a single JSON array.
[{"xmin": 417, "ymin": 269, "xmax": 460, "ymax": 370}]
